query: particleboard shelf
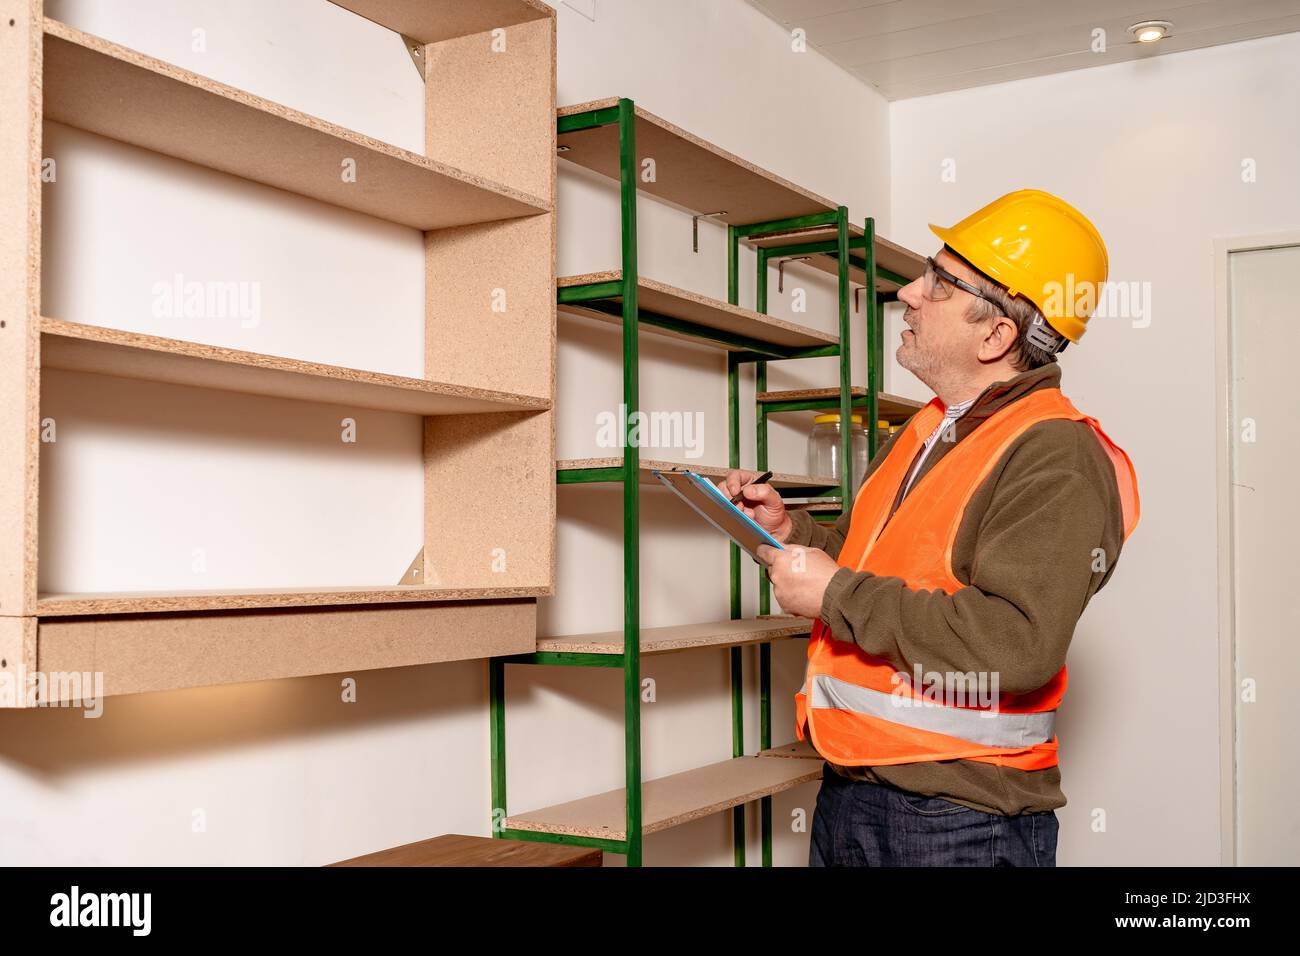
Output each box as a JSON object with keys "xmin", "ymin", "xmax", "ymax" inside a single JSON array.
[
  {"xmin": 758, "ymin": 739, "xmax": 821, "ymax": 760},
  {"xmin": 329, "ymin": 0, "xmax": 553, "ymax": 45},
  {"xmin": 41, "ymin": 18, "xmax": 550, "ymax": 230},
  {"xmin": 328, "ymin": 832, "xmax": 602, "ymax": 867},
  {"xmin": 558, "ymin": 97, "xmax": 836, "ymax": 225},
  {"xmin": 784, "ymin": 499, "xmax": 843, "ymax": 512},
  {"xmin": 556, "ymin": 458, "xmax": 837, "ymax": 488},
  {"xmin": 744, "ymin": 223, "xmax": 926, "ymax": 293},
  {"xmin": 536, "ymin": 617, "xmax": 813, "ymax": 656},
  {"xmin": 17, "ymin": 599, "xmax": 539, "ymax": 701},
  {"xmin": 34, "ymin": 583, "xmax": 551, "ymax": 618},
  {"xmin": 40, "ymin": 318, "xmax": 551, "ymax": 414},
  {"xmin": 558, "ymin": 271, "xmax": 838, "ymax": 352},
  {"xmin": 757, "ymin": 387, "xmax": 924, "ymax": 425},
  {"xmin": 557, "ymin": 97, "xmax": 925, "ymax": 285},
  {"xmin": 505, "ymin": 750, "xmax": 822, "ymax": 840}
]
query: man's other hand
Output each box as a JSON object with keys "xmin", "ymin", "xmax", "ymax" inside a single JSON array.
[
  {"xmin": 755, "ymin": 544, "xmax": 841, "ymax": 620},
  {"xmin": 720, "ymin": 469, "xmax": 793, "ymax": 543}
]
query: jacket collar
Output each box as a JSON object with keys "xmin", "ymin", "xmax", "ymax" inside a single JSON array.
[{"xmin": 941, "ymin": 362, "xmax": 1061, "ymax": 428}]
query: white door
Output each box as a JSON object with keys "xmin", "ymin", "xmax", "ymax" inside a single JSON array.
[{"xmin": 1228, "ymin": 243, "xmax": 1300, "ymax": 865}]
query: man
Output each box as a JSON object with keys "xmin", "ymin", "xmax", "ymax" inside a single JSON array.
[{"xmin": 721, "ymin": 189, "xmax": 1139, "ymax": 867}]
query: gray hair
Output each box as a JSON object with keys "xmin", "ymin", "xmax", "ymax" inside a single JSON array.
[{"xmin": 963, "ymin": 272, "xmax": 1062, "ymax": 371}]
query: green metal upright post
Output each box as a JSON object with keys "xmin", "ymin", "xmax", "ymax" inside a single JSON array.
[
  {"xmin": 616, "ymin": 97, "xmax": 645, "ymax": 868},
  {"xmin": 755, "ymin": 246, "xmax": 774, "ymax": 866},
  {"xmin": 863, "ymin": 217, "xmax": 880, "ymax": 459},
  {"xmin": 489, "ymin": 656, "xmax": 505, "ymax": 835},
  {"xmin": 836, "ymin": 207, "xmax": 853, "ymax": 499},
  {"xmin": 725, "ymin": 223, "xmax": 746, "ymax": 867}
]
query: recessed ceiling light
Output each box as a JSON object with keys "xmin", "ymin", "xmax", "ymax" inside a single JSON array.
[{"xmin": 1129, "ymin": 20, "xmax": 1172, "ymax": 43}]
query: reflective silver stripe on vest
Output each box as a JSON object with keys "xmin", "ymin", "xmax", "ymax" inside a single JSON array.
[{"xmin": 809, "ymin": 674, "xmax": 1055, "ymax": 749}]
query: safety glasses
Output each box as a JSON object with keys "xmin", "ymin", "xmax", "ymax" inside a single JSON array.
[
  {"xmin": 923, "ymin": 256, "xmax": 1068, "ymax": 353},
  {"xmin": 922, "ymin": 256, "xmax": 1006, "ymax": 314}
]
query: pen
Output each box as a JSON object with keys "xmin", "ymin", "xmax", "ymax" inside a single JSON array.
[{"xmin": 729, "ymin": 470, "xmax": 773, "ymax": 505}]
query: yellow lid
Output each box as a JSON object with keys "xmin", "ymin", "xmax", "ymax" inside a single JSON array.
[
  {"xmin": 877, "ymin": 420, "xmax": 890, "ymax": 429},
  {"xmin": 813, "ymin": 413, "xmax": 863, "ymax": 425}
]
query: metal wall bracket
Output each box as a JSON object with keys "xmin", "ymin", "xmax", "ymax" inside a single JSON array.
[
  {"xmin": 692, "ymin": 211, "xmax": 728, "ymax": 253},
  {"xmin": 777, "ymin": 256, "xmax": 811, "ymax": 293},
  {"xmin": 399, "ymin": 33, "xmax": 426, "ymax": 81}
]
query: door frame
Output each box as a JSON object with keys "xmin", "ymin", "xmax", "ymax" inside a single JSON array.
[{"xmin": 1213, "ymin": 230, "xmax": 1300, "ymax": 866}]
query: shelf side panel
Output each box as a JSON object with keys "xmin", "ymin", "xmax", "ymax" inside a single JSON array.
[
  {"xmin": 424, "ymin": 16, "xmax": 554, "ymax": 202},
  {"xmin": 36, "ymin": 600, "xmax": 536, "ymax": 700},
  {"xmin": 425, "ymin": 409, "xmax": 554, "ymax": 592},
  {"xmin": 0, "ymin": 617, "xmax": 38, "ymax": 708},
  {"xmin": 425, "ymin": 212, "xmax": 554, "ymax": 399},
  {"xmin": 0, "ymin": 0, "xmax": 41, "ymax": 616}
]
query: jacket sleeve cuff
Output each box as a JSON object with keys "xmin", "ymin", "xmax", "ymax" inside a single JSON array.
[
  {"xmin": 818, "ymin": 566, "xmax": 859, "ymax": 629},
  {"xmin": 784, "ymin": 508, "xmax": 818, "ymax": 547}
]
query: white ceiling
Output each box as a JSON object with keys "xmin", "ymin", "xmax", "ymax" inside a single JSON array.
[{"xmin": 745, "ymin": 0, "xmax": 1300, "ymax": 99}]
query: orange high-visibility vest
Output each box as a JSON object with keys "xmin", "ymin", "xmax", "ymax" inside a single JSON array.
[{"xmin": 794, "ymin": 387, "xmax": 1139, "ymax": 771}]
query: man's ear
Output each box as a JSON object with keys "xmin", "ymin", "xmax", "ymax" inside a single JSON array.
[{"xmin": 978, "ymin": 313, "xmax": 1018, "ymax": 364}]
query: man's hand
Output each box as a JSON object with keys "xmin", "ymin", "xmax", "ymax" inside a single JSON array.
[
  {"xmin": 755, "ymin": 544, "xmax": 841, "ymax": 620},
  {"xmin": 719, "ymin": 469, "xmax": 793, "ymax": 543}
]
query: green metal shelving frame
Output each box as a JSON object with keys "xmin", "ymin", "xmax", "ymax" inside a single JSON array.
[{"xmin": 488, "ymin": 98, "xmax": 904, "ymax": 867}]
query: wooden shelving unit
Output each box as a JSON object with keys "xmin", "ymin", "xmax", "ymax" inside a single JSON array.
[{"xmin": 1, "ymin": 1, "xmax": 559, "ymax": 702}]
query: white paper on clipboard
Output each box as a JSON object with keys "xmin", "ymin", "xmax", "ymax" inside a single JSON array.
[{"xmin": 652, "ymin": 469, "xmax": 786, "ymax": 560}]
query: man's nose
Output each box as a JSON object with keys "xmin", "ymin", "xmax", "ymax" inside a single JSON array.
[{"xmin": 898, "ymin": 276, "xmax": 923, "ymax": 310}]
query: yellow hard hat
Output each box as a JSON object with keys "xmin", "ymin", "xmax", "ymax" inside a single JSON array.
[{"xmin": 929, "ymin": 188, "xmax": 1108, "ymax": 343}]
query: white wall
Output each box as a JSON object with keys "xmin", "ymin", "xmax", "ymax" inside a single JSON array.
[
  {"xmin": 2, "ymin": 0, "xmax": 894, "ymax": 866},
  {"xmin": 890, "ymin": 32, "xmax": 1300, "ymax": 865}
]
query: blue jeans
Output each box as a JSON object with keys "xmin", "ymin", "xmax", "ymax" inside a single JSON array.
[{"xmin": 809, "ymin": 762, "xmax": 1058, "ymax": 867}]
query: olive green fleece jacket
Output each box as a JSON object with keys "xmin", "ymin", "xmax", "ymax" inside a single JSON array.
[{"xmin": 785, "ymin": 361, "xmax": 1127, "ymax": 816}]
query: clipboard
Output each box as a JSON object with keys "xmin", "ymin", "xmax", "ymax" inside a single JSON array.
[{"xmin": 652, "ymin": 469, "xmax": 785, "ymax": 560}]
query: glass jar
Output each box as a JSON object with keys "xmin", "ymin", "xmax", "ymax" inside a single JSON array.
[{"xmin": 808, "ymin": 413, "xmax": 871, "ymax": 493}]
